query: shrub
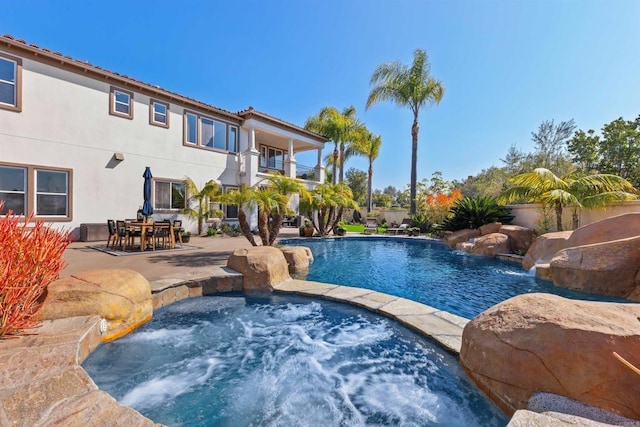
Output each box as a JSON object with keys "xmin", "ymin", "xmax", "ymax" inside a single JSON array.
[
  {"xmin": 206, "ymin": 227, "xmax": 218, "ymax": 237},
  {"xmin": 442, "ymin": 196, "xmax": 511, "ymax": 231},
  {"xmin": 0, "ymin": 205, "xmax": 72, "ymax": 338}
]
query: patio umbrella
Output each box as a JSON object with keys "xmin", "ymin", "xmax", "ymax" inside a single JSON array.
[{"xmin": 141, "ymin": 167, "xmax": 153, "ymax": 218}]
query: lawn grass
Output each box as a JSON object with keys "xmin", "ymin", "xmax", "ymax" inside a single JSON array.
[{"xmin": 341, "ymin": 224, "xmax": 387, "ymax": 233}]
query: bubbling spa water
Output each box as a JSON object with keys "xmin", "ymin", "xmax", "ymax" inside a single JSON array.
[{"xmin": 83, "ymin": 294, "xmax": 508, "ymax": 426}]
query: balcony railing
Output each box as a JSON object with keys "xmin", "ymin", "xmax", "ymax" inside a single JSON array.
[{"xmin": 296, "ymin": 164, "xmax": 317, "ymax": 181}]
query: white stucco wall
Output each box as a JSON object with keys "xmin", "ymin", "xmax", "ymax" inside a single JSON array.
[
  {"xmin": 507, "ymin": 200, "xmax": 640, "ymax": 232},
  {"xmin": 0, "ymin": 51, "xmax": 241, "ymax": 235}
]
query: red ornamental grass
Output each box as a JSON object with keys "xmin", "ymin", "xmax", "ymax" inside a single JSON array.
[{"xmin": 0, "ymin": 204, "xmax": 72, "ymax": 339}]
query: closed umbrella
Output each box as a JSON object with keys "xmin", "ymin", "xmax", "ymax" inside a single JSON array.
[{"xmin": 141, "ymin": 167, "xmax": 153, "ymax": 220}]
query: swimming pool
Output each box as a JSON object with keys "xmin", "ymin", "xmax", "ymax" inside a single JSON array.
[
  {"xmin": 83, "ymin": 294, "xmax": 509, "ymax": 426},
  {"xmin": 282, "ymin": 237, "xmax": 627, "ymax": 319}
]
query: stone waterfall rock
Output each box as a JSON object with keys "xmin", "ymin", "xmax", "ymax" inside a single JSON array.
[
  {"xmin": 227, "ymin": 246, "xmax": 291, "ymax": 291},
  {"xmin": 280, "ymin": 246, "xmax": 314, "ymax": 273},
  {"xmin": 38, "ymin": 269, "xmax": 153, "ymax": 342},
  {"xmin": 469, "ymin": 233, "xmax": 509, "ymax": 257},
  {"xmin": 522, "ymin": 231, "xmax": 572, "ymax": 271},
  {"xmin": 498, "ymin": 224, "xmax": 536, "ymax": 254},
  {"xmin": 479, "ymin": 222, "xmax": 502, "ymax": 235},
  {"xmin": 549, "ymin": 235, "xmax": 640, "ymax": 299},
  {"xmin": 446, "ymin": 228, "xmax": 481, "ymax": 249},
  {"xmin": 460, "ymin": 293, "xmax": 640, "ymax": 420}
]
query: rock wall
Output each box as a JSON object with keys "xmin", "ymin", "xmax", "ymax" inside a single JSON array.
[{"xmin": 523, "ymin": 213, "xmax": 640, "ymax": 300}]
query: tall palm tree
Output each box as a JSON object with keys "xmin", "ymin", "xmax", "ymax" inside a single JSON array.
[
  {"xmin": 220, "ymin": 185, "xmax": 257, "ymax": 246},
  {"xmin": 366, "ymin": 49, "xmax": 445, "ymax": 215},
  {"xmin": 350, "ymin": 130, "xmax": 382, "ymax": 213},
  {"xmin": 182, "ymin": 177, "xmax": 221, "ymax": 236},
  {"xmin": 305, "ymin": 106, "xmax": 362, "ymax": 184},
  {"xmin": 498, "ymin": 168, "xmax": 637, "ymax": 231}
]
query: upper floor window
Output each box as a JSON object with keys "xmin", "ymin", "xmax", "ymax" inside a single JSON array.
[
  {"xmin": 109, "ymin": 86, "xmax": 133, "ymax": 119},
  {"xmin": 0, "ymin": 53, "xmax": 22, "ymax": 112},
  {"xmin": 150, "ymin": 99, "xmax": 169, "ymax": 128},
  {"xmin": 0, "ymin": 162, "xmax": 72, "ymax": 220},
  {"xmin": 259, "ymin": 145, "xmax": 284, "ymax": 172},
  {"xmin": 183, "ymin": 111, "xmax": 238, "ymax": 153},
  {"xmin": 154, "ymin": 179, "xmax": 186, "ymax": 210}
]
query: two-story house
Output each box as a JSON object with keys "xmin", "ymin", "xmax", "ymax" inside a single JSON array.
[{"xmin": 0, "ymin": 35, "xmax": 327, "ymax": 238}]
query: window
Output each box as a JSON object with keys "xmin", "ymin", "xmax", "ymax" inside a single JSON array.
[
  {"xmin": 0, "ymin": 163, "xmax": 72, "ymax": 220},
  {"xmin": 0, "ymin": 166, "xmax": 26, "ymax": 214},
  {"xmin": 0, "ymin": 53, "xmax": 21, "ymax": 112},
  {"xmin": 183, "ymin": 111, "xmax": 238, "ymax": 153},
  {"xmin": 35, "ymin": 170, "xmax": 68, "ymax": 216},
  {"xmin": 149, "ymin": 99, "xmax": 169, "ymax": 127},
  {"xmin": 109, "ymin": 86, "xmax": 133, "ymax": 119},
  {"xmin": 154, "ymin": 180, "xmax": 186, "ymax": 210},
  {"xmin": 259, "ymin": 145, "xmax": 284, "ymax": 171},
  {"xmin": 222, "ymin": 186, "xmax": 239, "ymax": 219},
  {"xmin": 185, "ymin": 112, "xmax": 197, "ymax": 144},
  {"xmin": 228, "ymin": 126, "xmax": 238, "ymax": 153}
]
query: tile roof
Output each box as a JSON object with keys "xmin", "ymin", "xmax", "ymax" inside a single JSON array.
[
  {"xmin": 0, "ymin": 33, "xmax": 326, "ymax": 141},
  {"xmin": 237, "ymin": 107, "xmax": 328, "ymax": 142}
]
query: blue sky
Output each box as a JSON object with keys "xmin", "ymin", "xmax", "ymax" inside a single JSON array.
[{"xmin": 3, "ymin": 0, "xmax": 639, "ymax": 191}]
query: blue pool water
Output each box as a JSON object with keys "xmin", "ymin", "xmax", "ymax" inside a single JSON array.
[
  {"xmin": 282, "ymin": 237, "xmax": 627, "ymax": 319},
  {"xmin": 83, "ymin": 294, "xmax": 509, "ymax": 427}
]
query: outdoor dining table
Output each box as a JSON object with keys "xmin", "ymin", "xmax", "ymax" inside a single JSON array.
[{"xmin": 127, "ymin": 221, "xmax": 175, "ymax": 251}]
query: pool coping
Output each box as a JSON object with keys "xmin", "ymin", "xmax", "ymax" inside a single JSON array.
[{"xmin": 1, "ymin": 249, "xmax": 622, "ymax": 426}]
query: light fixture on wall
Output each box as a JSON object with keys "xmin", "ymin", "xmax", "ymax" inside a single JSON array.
[{"xmin": 113, "ymin": 152, "xmax": 125, "ymax": 161}]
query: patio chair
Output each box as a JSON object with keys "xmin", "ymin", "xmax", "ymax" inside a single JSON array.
[
  {"xmin": 386, "ymin": 218, "xmax": 412, "ymax": 235},
  {"xmin": 153, "ymin": 220, "xmax": 172, "ymax": 250},
  {"xmin": 115, "ymin": 220, "xmax": 133, "ymax": 251},
  {"xmin": 363, "ymin": 218, "xmax": 378, "ymax": 234},
  {"xmin": 106, "ymin": 219, "xmax": 117, "ymax": 248},
  {"xmin": 173, "ymin": 220, "xmax": 184, "ymax": 247}
]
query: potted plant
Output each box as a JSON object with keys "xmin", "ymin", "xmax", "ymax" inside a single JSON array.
[
  {"xmin": 302, "ymin": 219, "xmax": 314, "ymax": 237},
  {"xmin": 181, "ymin": 231, "xmax": 191, "ymax": 243}
]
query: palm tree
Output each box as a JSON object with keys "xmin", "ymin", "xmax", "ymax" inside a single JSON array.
[
  {"xmin": 182, "ymin": 177, "xmax": 222, "ymax": 236},
  {"xmin": 220, "ymin": 185, "xmax": 257, "ymax": 246},
  {"xmin": 350, "ymin": 130, "xmax": 382, "ymax": 213},
  {"xmin": 498, "ymin": 168, "xmax": 638, "ymax": 231},
  {"xmin": 305, "ymin": 106, "xmax": 362, "ymax": 184},
  {"xmin": 366, "ymin": 49, "xmax": 445, "ymax": 215},
  {"xmin": 251, "ymin": 187, "xmax": 287, "ymax": 246},
  {"xmin": 260, "ymin": 173, "xmax": 309, "ymax": 245},
  {"xmin": 299, "ymin": 183, "xmax": 358, "ymax": 236}
]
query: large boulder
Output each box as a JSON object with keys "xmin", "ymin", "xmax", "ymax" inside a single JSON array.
[
  {"xmin": 280, "ymin": 246, "xmax": 314, "ymax": 273},
  {"xmin": 227, "ymin": 246, "xmax": 290, "ymax": 291},
  {"xmin": 38, "ymin": 269, "xmax": 153, "ymax": 342},
  {"xmin": 460, "ymin": 293, "xmax": 640, "ymax": 419},
  {"xmin": 469, "ymin": 233, "xmax": 509, "ymax": 257},
  {"xmin": 566, "ymin": 212, "xmax": 640, "ymax": 248},
  {"xmin": 549, "ymin": 235, "xmax": 640, "ymax": 299},
  {"xmin": 522, "ymin": 231, "xmax": 572, "ymax": 270},
  {"xmin": 479, "ymin": 222, "xmax": 502, "ymax": 236},
  {"xmin": 446, "ymin": 229, "xmax": 481, "ymax": 249},
  {"xmin": 499, "ymin": 225, "xmax": 536, "ymax": 254}
]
